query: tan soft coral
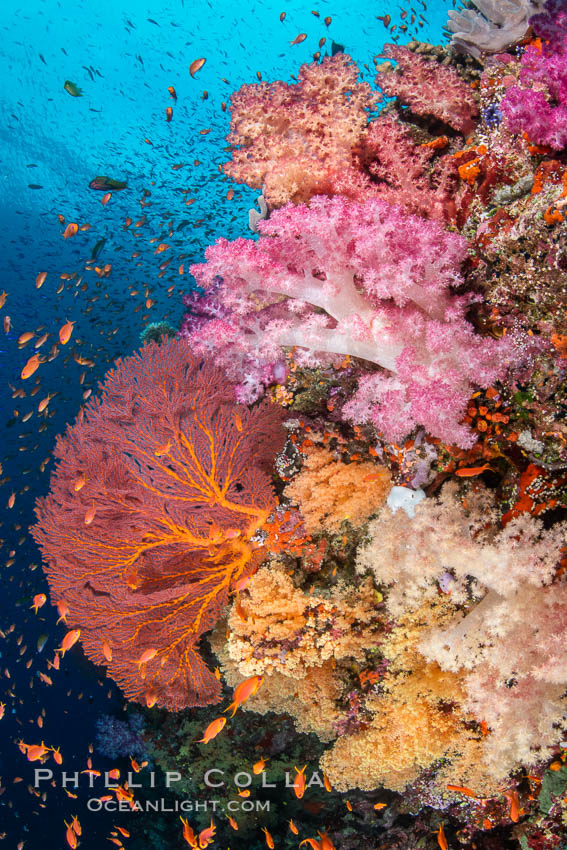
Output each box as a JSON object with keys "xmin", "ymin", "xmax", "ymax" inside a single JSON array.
[
  {"xmin": 320, "ymin": 598, "xmax": 487, "ymax": 793},
  {"xmin": 223, "ymin": 53, "xmax": 381, "ymax": 208},
  {"xmin": 284, "ymin": 447, "xmax": 391, "ymax": 534},
  {"xmin": 226, "ymin": 567, "xmax": 384, "ymax": 678}
]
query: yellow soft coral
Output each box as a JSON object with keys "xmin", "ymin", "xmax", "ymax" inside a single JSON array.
[{"xmin": 284, "ymin": 447, "xmax": 391, "ymax": 534}]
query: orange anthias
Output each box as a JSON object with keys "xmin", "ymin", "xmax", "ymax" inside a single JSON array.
[
  {"xmin": 197, "ymin": 716, "xmax": 226, "ymax": 744},
  {"xmin": 56, "ymin": 628, "xmax": 81, "ymax": 656},
  {"xmin": 224, "ymin": 675, "xmax": 264, "ymax": 716},
  {"xmin": 292, "ymin": 764, "xmax": 307, "ymax": 799},
  {"xmin": 58, "ymin": 320, "xmax": 75, "ymax": 345}
]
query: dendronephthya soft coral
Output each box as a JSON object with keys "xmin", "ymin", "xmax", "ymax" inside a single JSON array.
[{"xmin": 182, "ymin": 195, "xmax": 528, "ymax": 447}]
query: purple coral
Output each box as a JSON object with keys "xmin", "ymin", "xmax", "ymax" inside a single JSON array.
[
  {"xmin": 501, "ymin": 0, "xmax": 567, "ymax": 149},
  {"xmin": 182, "ymin": 195, "xmax": 522, "ymax": 447},
  {"xmin": 95, "ymin": 713, "xmax": 149, "ymax": 761}
]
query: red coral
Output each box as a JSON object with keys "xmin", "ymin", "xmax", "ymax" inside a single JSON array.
[
  {"xmin": 376, "ymin": 45, "xmax": 479, "ymax": 135},
  {"xmin": 32, "ymin": 340, "xmax": 284, "ymax": 710}
]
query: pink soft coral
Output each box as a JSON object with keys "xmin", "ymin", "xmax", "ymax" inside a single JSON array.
[
  {"xmin": 500, "ymin": 2, "xmax": 567, "ymax": 150},
  {"xmin": 223, "ymin": 53, "xmax": 381, "ymax": 208},
  {"xmin": 182, "ymin": 196, "xmax": 521, "ymax": 447},
  {"xmin": 376, "ymin": 45, "xmax": 479, "ymax": 134},
  {"xmin": 355, "ymin": 113, "xmax": 459, "ymax": 222}
]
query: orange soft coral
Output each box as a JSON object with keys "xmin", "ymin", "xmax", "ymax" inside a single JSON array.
[{"xmin": 284, "ymin": 447, "xmax": 391, "ymax": 534}]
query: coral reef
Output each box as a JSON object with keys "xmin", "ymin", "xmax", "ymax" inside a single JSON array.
[
  {"xmin": 500, "ymin": 3, "xmax": 567, "ymax": 150},
  {"xmin": 375, "ymin": 44, "xmax": 479, "ymax": 133}
]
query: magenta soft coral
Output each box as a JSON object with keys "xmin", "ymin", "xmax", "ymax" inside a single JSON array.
[
  {"xmin": 501, "ymin": 0, "xmax": 567, "ymax": 149},
  {"xmin": 181, "ymin": 196, "xmax": 522, "ymax": 448}
]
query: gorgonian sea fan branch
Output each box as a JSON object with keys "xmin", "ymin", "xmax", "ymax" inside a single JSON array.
[{"xmin": 32, "ymin": 340, "xmax": 284, "ymax": 711}]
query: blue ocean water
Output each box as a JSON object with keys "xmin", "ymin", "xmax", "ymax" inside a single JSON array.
[{"xmin": 0, "ymin": 0, "xmax": 452, "ymax": 846}]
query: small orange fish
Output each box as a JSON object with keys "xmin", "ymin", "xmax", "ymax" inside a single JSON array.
[
  {"xmin": 63, "ymin": 223, "xmax": 78, "ymax": 239},
  {"xmin": 84, "ymin": 504, "xmax": 96, "ymax": 525},
  {"xmin": 318, "ymin": 834, "xmax": 336, "ymax": 850},
  {"xmin": 189, "ymin": 58, "xmax": 206, "ymax": 77},
  {"xmin": 21, "ymin": 354, "xmax": 41, "ymax": 380},
  {"xmin": 290, "ymin": 32, "xmax": 307, "ymax": 44},
  {"xmin": 64, "ymin": 821, "xmax": 78, "ymax": 849},
  {"xmin": 262, "ymin": 826, "xmax": 275, "ymax": 849},
  {"xmin": 224, "ymin": 675, "xmax": 264, "ymax": 716},
  {"xmin": 34, "ymin": 332, "xmax": 50, "ymax": 349},
  {"xmin": 292, "ymin": 764, "xmax": 307, "ymax": 799},
  {"xmin": 8, "ymin": 492, "xmax": 16, "ymax": 509},
  {"xmin": 101, "ymin": 192, "xmax": 111, "ymax": 205},
  {"xmin": 0, "ymin": 290, "xmax": 7, "ymax": 309},
  {"xmin": 226, "ymin": 188, "xmax": 234, "ymax": 200},
  {"xmin": 168, "ymin": 85, "xmax": 177, "ymax": 100},
  {"xmin": 288, "ymin": 819, "xmax": 298, "ymax": 835},
  {"xmin": 446, "ymin": 784, "xmax": 479, "ymax": 798},
  {"xmin": 102, "ymin": 640, "xmax": 113, "ymax": 662},
  {"xmin": 59, "ymin": 319, "xmax": 75, "ymax": 345},
  {"xmin": 299, "ymin": 840, "xmax": 321, "ymax": 850},
  {"xmin": 71, "ymin": 816, "xmax": 81, "ymax": 837},
  {"xmin": 73, "ymin": 472, "xmax": 87, "ymax": 492},
  {"xmin": 26, "ymin": 741, "xmax": 50, "ymax": 762},
  {"xmin": 197, "ymin": 716, "xmax": 226, "ymax": 744},
  {"xmin": 253, "ymin": 756, "xmax": 268, "ymax": 774},
  {"xmin": 455, "ymin": 464, "xmax": 492, "ymax": 477},
  {"xmin": 280, "ymin": 11, "xmax": 286, "ymax": 21},
  {"xmin": 165, "ymin": 106, "xmax": 173, "ymax": 122},
  {"xmin": 373, "ymin": 802, "xmax": 387, "ymax": 810},
  {"xmin": 227, "ymin": 815, "xmax": 238, "ymax": 830},
  {"xmin": 437, "ymin": 822, "xmax": 449, "ymax": 850},
  {"xmin": 180, "ymin": 816, "xmax": 197, "ymax": 847},
  {"xmin": 18, "ymin": 331, "xmax": 35, "ymax": 345},
  {"xmin": 108, "ymin": 768, "xmax": 120, "ymax": 780},
  {"xmin": 504, "ymin": 790, "xmax": 520, "ymax": 822},
  {"xmin": 52, "ymin": 746, "xmax": 63, "ymax": 765},
  {"xmin": 154, "ymin": 440, "xmax": 171, "ymax": 457},
  {"xmin": 198, "ymin": 817, "xmax": 216, "ymax": 848},
  {"xmin": 56, "ymin": 629, "xmax": 81, "ymax": 656},
  {"xmin": 56, "ymin": 600, "xmax": 69, "ymax": 624},
  {"xmin": 137, "ymin": 648, "xmax": 158, "ymax": 666},
  {"xmin": 3, "ymin": 315, "xmax": 11, "ymax": 333},
  {"xmin": 323, "ymin": 773, "xmax": 332, "ymax": 792},
  {"xmin": 145, "ymin": 688, "xmax": 158, "ymax": 708},
  {"xmin": 324, "ymin": 15, "xmax": 332, "ymax": 25},
  {"xmin": 36, "ymin": 272, "xmax": 47, "ymax": 289},
  {"xmin": 237, "ymin": 788, "xmax": 250, "ymax": 797},
  {"xmin": 31, "ymin": 593, "xmax": 47, "ymax": 613}
]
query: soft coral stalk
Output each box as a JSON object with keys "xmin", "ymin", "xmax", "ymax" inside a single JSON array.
[{"xmin": 182, "ymin": 196, "xmax": 522, "ymax": 447}]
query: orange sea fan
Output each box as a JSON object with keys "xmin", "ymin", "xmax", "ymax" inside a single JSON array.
[{"xmin": 32, "ymin": 340, "xmax": 284, "ymax": 710}]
